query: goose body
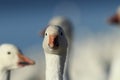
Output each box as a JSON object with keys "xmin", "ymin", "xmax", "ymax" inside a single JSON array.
[
  {"xmin": 42, "ymin": 25, "xmax": 68, "ymax": 80},
  {"xmin": 0, "ymin": 43, "xmax": 35, "ymax": 80}
]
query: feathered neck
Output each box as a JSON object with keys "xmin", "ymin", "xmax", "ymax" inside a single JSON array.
[
  {"xmin": 0, "ymin": 67, "xmax": 8, "ymax": 80},
  {"xmin": 45, "ymin": 52, "xmax": 67, "ymax": 80}
]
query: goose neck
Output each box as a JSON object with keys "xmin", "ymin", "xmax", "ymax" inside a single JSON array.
[
  {"xmin": 0, "ymin": 68, "xmax": 8, "ymax": 80},
  {"xmin": 45, "ymin": 53, "xmax": 66, "ymax": 80}
]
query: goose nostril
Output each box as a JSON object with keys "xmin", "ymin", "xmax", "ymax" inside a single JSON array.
[
  {"xmin": 54, "ymin": 40, "xmax": 59, "ymax": 47},
  {"xmin": 54, "ymin": 36, "xmax": 59, "ymax": 44},
  {"xmin": 48, "ymin": 44, "xmax": 50, "ymax": 47}
]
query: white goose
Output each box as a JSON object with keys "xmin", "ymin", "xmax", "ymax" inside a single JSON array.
[
  {"xmin": 0, "ymin": 43, "xmax": 35, "ymax": 80},
  {"xmin": 48, "ymin": 16, "xmax": 73, "ymax": 80},
  {"xmin": 42, "ymin": 25, "xmax": 68, "ymax": 80}
]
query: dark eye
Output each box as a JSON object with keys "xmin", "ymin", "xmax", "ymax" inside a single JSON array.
[
  {"xmin": 45, "ymin": 33, "xmax": 47, "ymax": 36},
  {"xmin": 60, "ymin": 32, "xmax": 63, "ymax": 36},
  {"xmin": 7, "ymin": 52, "xmax": 11, "ymax": 55}
]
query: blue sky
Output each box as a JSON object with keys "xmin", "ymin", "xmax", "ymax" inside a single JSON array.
[{"xmin": 0, "ymin": 0, "xmax": 120, "ymax": 53}]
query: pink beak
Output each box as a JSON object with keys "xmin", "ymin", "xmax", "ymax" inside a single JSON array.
[
  {"xmin": 48, "ymin": 35, "xmax": 59, "ymax": 48},
  {"xmin": 17, "ymin": 53, "xmax": 35, "ymax": 67},
  {"xmin": 108, "ymin": 14, "xmax": 120, "ymax": 24}
]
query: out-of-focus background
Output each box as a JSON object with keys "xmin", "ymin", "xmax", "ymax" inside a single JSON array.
[{"xmin": 1, "ymin": 0, "xmax": 120, "ymax": 80}]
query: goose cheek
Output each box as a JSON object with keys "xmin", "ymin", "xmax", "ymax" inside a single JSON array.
[{"xmin": 17, "ymin": 53, "xmax": 35, "ymax": 67}]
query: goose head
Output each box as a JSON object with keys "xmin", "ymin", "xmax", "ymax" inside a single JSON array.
[
  {"xmin": 42, "ymin": 25, "xmax": 68, "ymax": 55},
  {"xmin": 0, "ymin": 44, "xmax": 35, "ymax": 70}
]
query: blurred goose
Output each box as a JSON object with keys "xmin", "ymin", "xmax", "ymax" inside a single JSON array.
[
  {"xmin": 48, "ymin": 16, "xmax": 73, "ymax": 44},
  {"xmin": 0, "ymin": 43, "xmax": 35, "ymax": 80},
  {"xmin": 108, "ymin": 6, "xmax": 120, "ymax": 24},
  {"xmin": 42, "ymin": 25, "xmax": 68, "ymax": 80}
]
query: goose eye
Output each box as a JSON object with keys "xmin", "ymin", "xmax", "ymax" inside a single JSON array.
[
  {"xmin": 45, "ymin": 33, "xmax": 47, "ymax": 36},
  {"xmin": 7, "ymin": 52, "xmax": 11, "ymax": 55},
  {"xmin": 60, "ymin": 32, "xmax": 63, "ymax": 36}
]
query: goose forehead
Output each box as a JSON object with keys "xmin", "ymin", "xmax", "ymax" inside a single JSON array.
[
  {"xmin": 46, "ymin": 26, "xmax": 61, "ymax": 34},
  {"xmin": 47, "ymin": 26, "xmax": 59, "ymax": 31},
  {"xmin": 0, "ymin": 44, "xmax": 19, "ymax": 52}
]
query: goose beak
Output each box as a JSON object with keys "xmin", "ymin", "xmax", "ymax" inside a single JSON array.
[
  {"xmin": 18, "ymin": 53, "xmax": 35, "ymax": 67},
  {"xmin": 48, "ymin": 35, "xmax": 59, "ymax": 49},
  {"xmin": 108, "ymin": 14, "xmax": 120, "ymax": 24}
]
